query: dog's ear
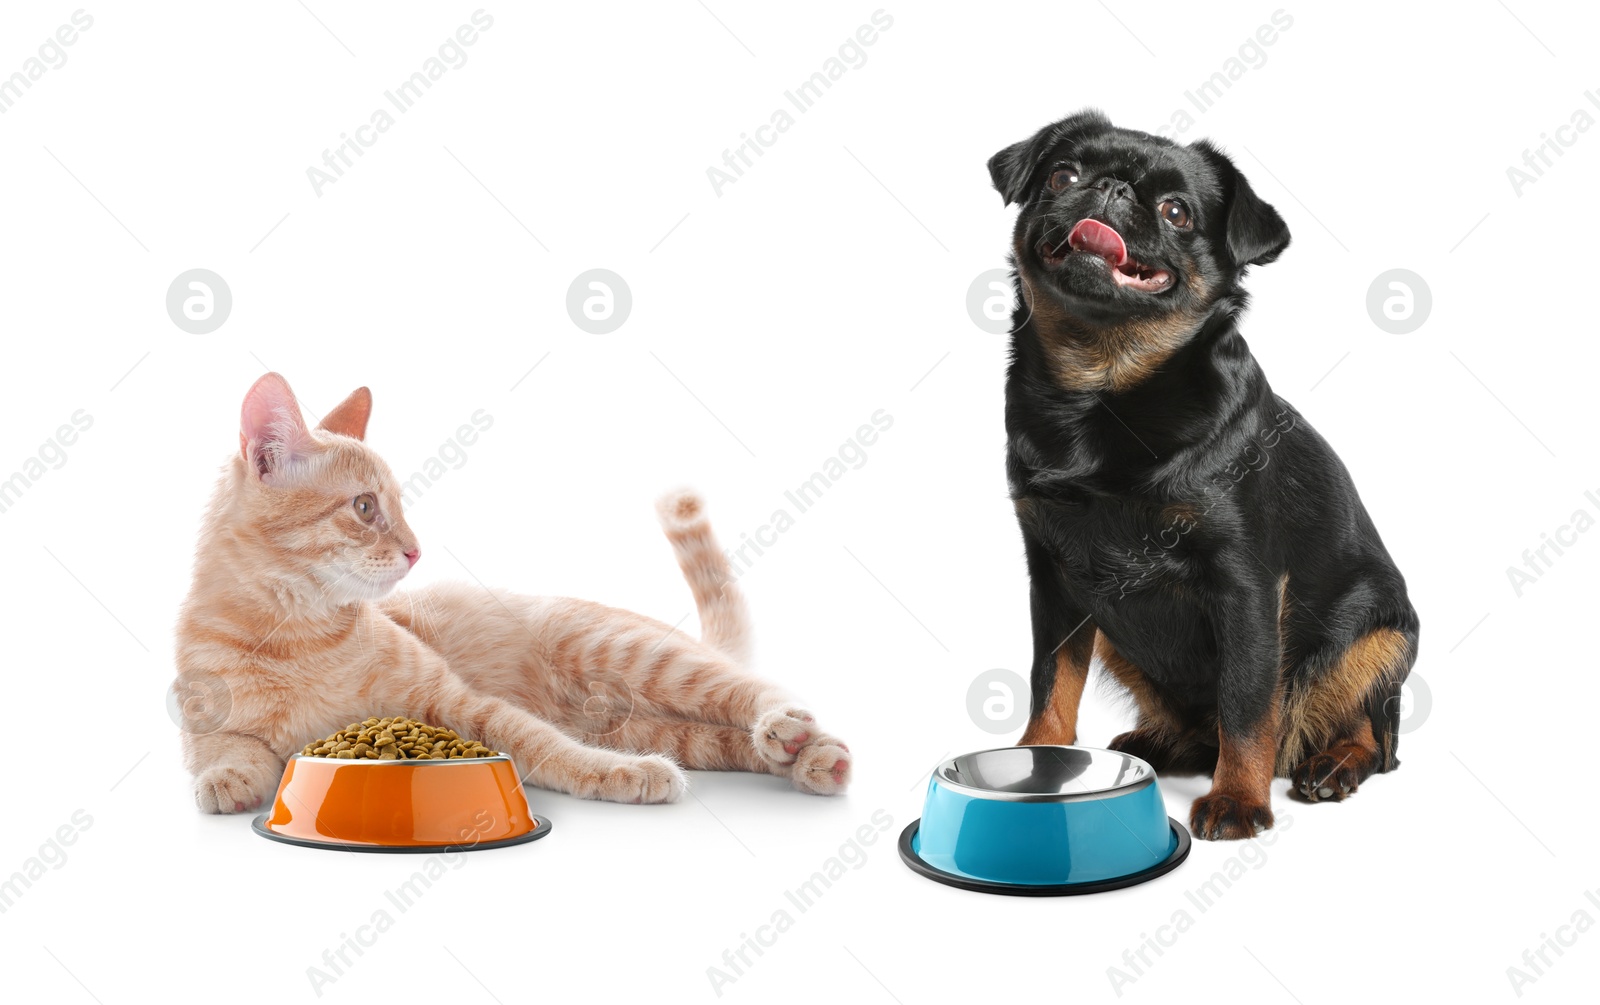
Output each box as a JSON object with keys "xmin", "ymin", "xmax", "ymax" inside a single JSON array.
[
  {"xmin": 1195, "ymin": 140, "xmax": 1291, "ymax": 267},
  {"xmin": 1224, "ymin": 174, "xmax": 1291, "ymax": 267},
  {"xmin": 986, "ymin": 138, "xmax": 1041, "ymax": 207},
  {"xmin": 988, "ymin": 109, "xmax": 1112, "ymax": 206}
]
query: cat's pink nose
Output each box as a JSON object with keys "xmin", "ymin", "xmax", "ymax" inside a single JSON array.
[{"xmin": 404, "ymin": 548, "xmax": 420, "ymax": 567}]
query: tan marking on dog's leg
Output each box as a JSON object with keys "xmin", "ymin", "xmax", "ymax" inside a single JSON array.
[
  {"xmin": 1019, "ymin": 644, "xmax": 1091, "ymax": 745},
  {"xmin": 1279, "ymin": 627, "xmax": 1410, "ymax": 774},
  {"xmin": 1192, "ymin": 686, "xmax": 1282, "ymax": 840}
]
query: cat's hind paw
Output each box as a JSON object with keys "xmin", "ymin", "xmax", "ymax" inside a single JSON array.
[
  {"xmin": 751, "ymin": 707, "xmax": 818, "ymax": 767},
  {"xmin": 790, "ymin": 736, "xmax": 851, "ymax": 796}
]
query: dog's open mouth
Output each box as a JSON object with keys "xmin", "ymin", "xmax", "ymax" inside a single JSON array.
[{"xmin": 1040, "ymin": 219, "xmax": 1174, "ymax": 293}]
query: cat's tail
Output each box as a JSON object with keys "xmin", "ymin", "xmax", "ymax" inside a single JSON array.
[{"xmin": 656, "ymin": 489, "xmax": 752, "ymax": 664}]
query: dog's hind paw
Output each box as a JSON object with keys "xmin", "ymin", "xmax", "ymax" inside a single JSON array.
[
  {"xmin": 1290, "ymin": 745, "xmax": 1373, "ymax": 803},
  {"xmin": 1108, "ymin": 728, "xmax": 1217, "ymax": 775},
  {"xmin": 1108, "ymin": 729, "xmax": 1167, "ymax": 765}
]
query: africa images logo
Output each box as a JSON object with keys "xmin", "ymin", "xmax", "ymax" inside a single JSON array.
[{"xmin": 705, "ymin": 10, "xmax": 894, "ymax": 196}]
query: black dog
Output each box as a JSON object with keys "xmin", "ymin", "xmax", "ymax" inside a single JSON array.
[{"xmin": 990, "ymin": 110, "xmax": 1418, "ymax": 840}]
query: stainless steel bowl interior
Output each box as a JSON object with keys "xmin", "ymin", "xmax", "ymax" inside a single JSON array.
[{"xmin": 934, "ymin": 746, "xmax": 1153, "ymax": 802}]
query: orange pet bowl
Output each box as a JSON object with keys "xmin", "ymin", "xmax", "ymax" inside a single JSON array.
[{"xmin": 251, "ymin": 754, "xmax": 550, "ymax": 852}]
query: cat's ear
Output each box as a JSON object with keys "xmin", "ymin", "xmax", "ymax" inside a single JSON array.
[
  {"xmin": 318, "ymin": 387, "xmax": 371, "ymax": 441},
  {"xmin": 239, "ymin": 373, "xmax": 311, "ymax": 480}
]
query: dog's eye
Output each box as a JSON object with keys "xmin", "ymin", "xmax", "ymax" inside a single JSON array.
[
  {"xmin": 1159, "ymin": 200, "xmax": 1191, "ymax": 229},
  {"xmin": 353, "ymin": 493, "xmax": 378, "ymax": 524},
  {"xmin": 1047, "ymin": 166, "xmax": 1079, "ymax": 192}
]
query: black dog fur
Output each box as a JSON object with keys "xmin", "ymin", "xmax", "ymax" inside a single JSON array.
[{"xmin": 991, "ymin": 110, "xmax": 1419, "ymax": 840}]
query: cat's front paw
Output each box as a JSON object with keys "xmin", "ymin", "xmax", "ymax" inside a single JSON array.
[
  {"xmin": 751, "ymin": 707, "xmax": 818, "ymax": 767},
  {"xmin": 790, "ymin": 736, "xmax": 851, "ymax": 796},
  {"xmin": 597, "ymin": 754, "xmax": 688, "ymax": 804},
  {"xmin": 194, "ymin": 765, "xmax": 276, "ymax": 814}
]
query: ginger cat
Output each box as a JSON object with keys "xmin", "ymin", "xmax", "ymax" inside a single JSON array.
[{"xmin": 174, "ymin": 374, "xmax": 851, "ymax": 812}]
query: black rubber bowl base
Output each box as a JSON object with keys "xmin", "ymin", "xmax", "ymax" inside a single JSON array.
[
  {"xmin": 251, "ymin": 814, "xmax": 551, "ymax": 853},
  {"xmin": 897, "ymin": 817, "xmax": 1190, "ymax": 896}
]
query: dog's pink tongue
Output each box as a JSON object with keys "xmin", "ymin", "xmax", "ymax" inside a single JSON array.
[{"xmin": 1067, "ymin": 219, "xmax": 1128, "ymax": 267}]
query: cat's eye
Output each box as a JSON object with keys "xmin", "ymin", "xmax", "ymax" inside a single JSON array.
[
  {"xmin": 353, "ymin": 493, "xmax": 378, "ymax": 523},
  {"xmin": 1159, "ymin": 199, "xmax": 1192, "ymax": 230},
  {"xmin": 1048, "ymin": 165, "xmax": 1079, "ymax": 191}
]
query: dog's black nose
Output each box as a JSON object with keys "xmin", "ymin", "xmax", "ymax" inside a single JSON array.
[{"xmin": 1094, "ymin": 177, "xmax": 1134, "ymax": 203}]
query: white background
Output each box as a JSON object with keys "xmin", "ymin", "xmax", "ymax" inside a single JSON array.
[{"xmin": 1, "ymin": 1, "xmax": 1596, "ymax": 1002}]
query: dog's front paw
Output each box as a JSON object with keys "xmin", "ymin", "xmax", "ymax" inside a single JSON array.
[
  {"xmin": 1190, "ymin": 791, "xmax": 1273, "ymax": 841},
  {"xmin": 790, "ymin": 736, "xmax": 852, "ymax": 796},
  {"xmin": 194, "ymin": 765, "xmax": 275, "ymax": 814},
  {"xmin": 597, "ymin": 755, "xmax": 688, "ymax": 805},
  {"xmin": 751, "ymin": 707, "xmax": 818, "ymax": 767}
]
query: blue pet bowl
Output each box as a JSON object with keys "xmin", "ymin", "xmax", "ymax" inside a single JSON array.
[{"xmin": 899, "ymin": 745, "xmax": 1190, "ymax": 896}]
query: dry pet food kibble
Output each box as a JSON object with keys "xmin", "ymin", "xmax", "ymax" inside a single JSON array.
[{"xmin": 300, "ymin": 717, "xmax": 498, "ymax": 761}]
